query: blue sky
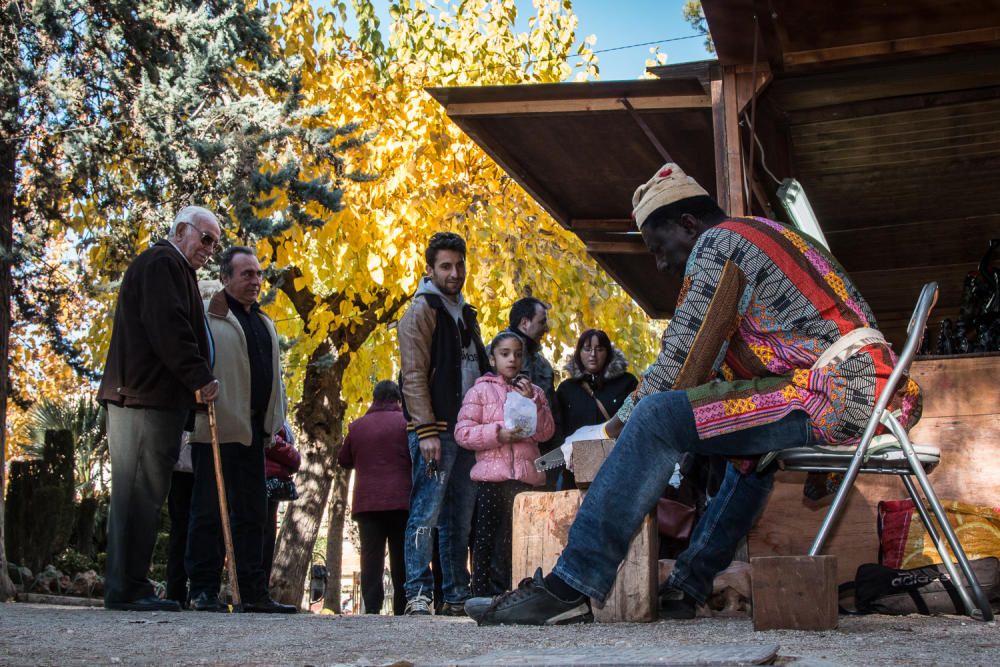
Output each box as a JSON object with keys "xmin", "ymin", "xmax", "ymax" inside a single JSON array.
[
  {"xmin": 346, "ymin": 0, "xmax": 713, "ymax": 81},
  {"xmin": 563, "ymin": 0, "xmax": 713, "ymax": 80}
]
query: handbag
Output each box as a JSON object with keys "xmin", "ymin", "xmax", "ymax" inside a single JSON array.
[
  {"xmin": 265, "ymin": 476, "xmax": 298, "ymax": 501},
  {"xmin": 656, "ymin": 497, "xmax": 697, "ymax": 540},
  {"xmin": 839, "ymin": 557, "xmax": 999, "ymax": 615}
]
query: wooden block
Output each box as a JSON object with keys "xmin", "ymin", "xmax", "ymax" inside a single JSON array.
[
  {"xmin": 511, "ymin": 491, "xmax": 658, "ymax": 623},
  {"xmin": 751, "ymin": 555, "xmax": 838, "ymax": 631},
  {"xmin": 572, "ymin": 439, "xmax": 615, "ymax": 488},
  {"xmin": 511, "ymin": 491, "xmax": 585, "ymax": 584},
  {"xmin": 592, "ymin": 512, "xmax": 658, "ymax": 623}
]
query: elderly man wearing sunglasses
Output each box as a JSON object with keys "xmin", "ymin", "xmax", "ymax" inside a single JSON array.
[{"xmin": 99, "ymin": 206, "xmax": 222, "ymax": 612}]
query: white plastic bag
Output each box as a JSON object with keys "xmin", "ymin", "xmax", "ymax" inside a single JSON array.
[{"xmin": 503, "ymin": 391, "xmax": 537, "ymax": 439}]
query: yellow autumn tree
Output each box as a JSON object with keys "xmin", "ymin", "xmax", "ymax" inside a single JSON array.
[
  {"xmin": 261, "ymin": 0, "xmax": 661, "ymax": 604},
  {"xmin": 6, "ymin": 230, "xmax": 102, "ymax": 457}
]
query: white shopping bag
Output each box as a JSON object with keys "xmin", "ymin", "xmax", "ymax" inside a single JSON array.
[{"xmin": 503, "ymin": 391, "xmax": 537, "ymax": 439}]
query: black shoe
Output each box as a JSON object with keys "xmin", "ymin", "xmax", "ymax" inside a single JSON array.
[
  {"xmin": 463, "ymin": 596, "xmax": 495, "ymax": 621},
  {"xmin": 438, "ymin": 601, "xmax": 468, "ymax": 617},
  {"xmin": 477, "ymin": 568, "xmax": 592, "ymax": 626},
  {"xmin": 104, "ymin": 596, "xmax": 181, "ymax": 612},
  {"xmin": 190, "ymin": 592, "xmax": 226, "ymax": 612},
  {"xmin": 243, "ymin": 597, "xmax": 297, "ymax": 614},
  {"xmin": 658, "ymin": 589, "xmax": 697, "ymax": 620}
]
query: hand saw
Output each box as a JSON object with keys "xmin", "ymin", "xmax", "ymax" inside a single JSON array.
[{"xmin": 534, "ymin": 448, "xmax": 566, "ymax": 472}]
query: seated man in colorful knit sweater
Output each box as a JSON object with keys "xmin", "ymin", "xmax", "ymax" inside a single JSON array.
[{"xmin": 472, "ymin": 163, "xmax": 923, "ymax": 626}]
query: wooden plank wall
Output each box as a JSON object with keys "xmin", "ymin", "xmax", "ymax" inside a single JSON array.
[{"xmin": 748, "ymin": 355, "xmax": 1000, "ymax": 584}]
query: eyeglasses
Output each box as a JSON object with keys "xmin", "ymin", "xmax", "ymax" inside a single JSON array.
[
  {"xmin": 581, "ymin": 346, "xmax": 607, "ymax": 355},
  {"xmin": 182, "ymin": 221, "xmax": 220, "ymax": 250}
]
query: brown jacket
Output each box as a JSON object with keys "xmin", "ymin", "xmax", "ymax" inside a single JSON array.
[
  {"xmin": 398, "ymin": 288, "xmax": 488, "ymax": 439},
  {"xmin": 98, "ymin": 240, "xmax": 215, "ymax": 409}
]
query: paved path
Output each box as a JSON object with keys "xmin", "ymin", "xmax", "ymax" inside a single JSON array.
[{"xmin": 1, "ymin": 603, "xmax": 997, "ymax": 665}]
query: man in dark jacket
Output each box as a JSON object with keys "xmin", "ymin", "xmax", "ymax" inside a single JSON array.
[
  {"xmin": 507, "ymin": 297, "xmax": 556, "ymax": 414},
  {"xmin": 338, "ymin": 380, "xmax": 411, "ymax": 615},
  {"xmin": 398, "ymin": 232, "xmax": 488, "ymax": 616},
  {"xmin": 98, "ymin": 206, "xmax": 221, "ymax": 612}
]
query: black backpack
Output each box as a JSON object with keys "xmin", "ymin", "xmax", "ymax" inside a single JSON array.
[{"xmin": 839, "ymin": 557, "xmax": 1000, "ymax": 615}]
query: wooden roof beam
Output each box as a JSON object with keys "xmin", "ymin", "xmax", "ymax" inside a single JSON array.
[
  {"xmin": 752, "ymin": 0, "xmax": 788, "ymax": 75},
  {"xmin": 570, "ymin": 219, "xmax": 634, "ymax": 232},
  {"xmin": 768, "ymin": 51, "xmax": 1000, "ymax": 113},
  {"xmin": 445, "ymin": 95, "xmax": 711, "ymax": 117},
  {"xmin": 586, "ymin": 240, "xmax": 647, "ymax": 254},
  {"xmin": 783, "ymin": 27, "xmax": 1000, "ymax": 69}
]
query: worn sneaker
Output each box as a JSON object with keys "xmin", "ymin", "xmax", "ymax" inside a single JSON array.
[
  {"xmin": 438, "ymin": 601, "xmax": 468, "ymax": 617},
  {"xmin": 463, "ymin": 596, "xmax": 495, "ymax": 621},
  {"xmin": 404, "ymin": 594, "xmax": 433, "ymax": 616},
  {"xmin": 476, "ymin": 568, "xmax": 592, "ymax": 626}
]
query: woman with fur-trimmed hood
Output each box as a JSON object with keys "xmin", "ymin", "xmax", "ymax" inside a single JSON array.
[{"xmin": 555, "ymin": 329, "xmax": 638, "ymax": 489}]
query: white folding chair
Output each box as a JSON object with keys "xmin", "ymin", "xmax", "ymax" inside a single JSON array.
[{"xmin": 774, "ymin": 282, "xmax": 994, "ymax": 621}]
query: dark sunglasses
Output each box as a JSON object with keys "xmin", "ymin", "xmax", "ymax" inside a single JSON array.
[{"xmin": 182, "ymin": 221, "xmax": 220, "ymax": 249}]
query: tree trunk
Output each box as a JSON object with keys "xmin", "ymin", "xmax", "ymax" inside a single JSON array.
[
  {"xmin": 269, "ymin": 343, "xmax": 348, "ymax": 606},
  {"xmin": 322, "ymin": 466, "xmax": 350, "ymax": 612},
  {"xmin": 0, "ymin": 33, "xmax": 20, "ymax": 599}
]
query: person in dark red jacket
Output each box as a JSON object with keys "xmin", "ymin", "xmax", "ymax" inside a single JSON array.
[
  {"xmin": 262, "ymin": 422, "xmax": 301, "ymax": 586},
  {"xmin": 338, "ymin": 381, "xmax": 412, "ymax": 615}
]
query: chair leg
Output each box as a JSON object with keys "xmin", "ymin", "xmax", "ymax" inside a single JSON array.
[
  {"xmin": 887, "ymin": 417, "xmax": 995, "ymax": 621},
  {"xmin": 808, "ymin": 446, "xmax": 869, "ymax": 556}
]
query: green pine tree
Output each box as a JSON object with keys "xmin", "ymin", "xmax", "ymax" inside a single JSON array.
[{"xmin": 0, "ymin": 0, "xmax": 368, "ymax": 601}]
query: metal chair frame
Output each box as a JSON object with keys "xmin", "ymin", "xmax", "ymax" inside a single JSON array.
[{"xmin": 776, "ymin": 282, "xmax": 994, "ymax": 621}]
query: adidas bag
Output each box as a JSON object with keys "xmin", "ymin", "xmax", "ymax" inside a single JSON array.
[{"xmin": 839, "ymin": 557, "xmax": 1000, "ymax": 615}]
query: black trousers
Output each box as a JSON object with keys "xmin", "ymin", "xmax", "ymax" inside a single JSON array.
[
  {"xmin": 471, "ymin": 480, "xmax": 532, "ymax": 597},
  {"xmin": 354, "ymin": 510, "xmax": 408, "ymax": 615},
  {"xmin": 262, "ymin": 498, "xmax": 281, "ymax": 587},
  {"xmin": 104, "ymin": 404, "xmax": 188, "ymax": 604},
  {"xmin": 185, "ymin": 439, "xmax": 268, "ymax": 603},
  {"xmin": 166, "ymin": 470, "xmax": 195, "ymax": 605}
]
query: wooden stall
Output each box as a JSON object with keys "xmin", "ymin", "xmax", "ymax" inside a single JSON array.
[{"xmin": 431, "ymin": 0, "xmax": 1000, "ymax": 578}]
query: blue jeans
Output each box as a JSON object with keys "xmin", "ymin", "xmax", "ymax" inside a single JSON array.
[
  {"xmin": 552, "ymin": 390, "xmax": 816, "ymax": 603},
  {"xmin": 403, "ymin": 431, "xmax": 477, "ymax": 603}
]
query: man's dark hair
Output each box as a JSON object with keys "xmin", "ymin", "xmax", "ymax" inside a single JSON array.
[
  {"xmin": 509, "ymin": 297, "xmax": 546, "ymax": 330},
  {"xmin": 642, "ymin": 195, "xmax": 727, "ymax": 232},
  {"xmin": 424, "ymin": 232, "xmax": 466, "ymax": 267},
  {"xmin": 219, "ymin": 246, "xmax": 256, "ymax": 279},
  {"xmin": 373, "ymin": 380, "xmax": 401, "ymax": 403}
]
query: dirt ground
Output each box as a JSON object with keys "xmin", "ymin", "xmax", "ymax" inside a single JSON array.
[{"xmin": 1, "ymin": 602, "xmax": 998, "ymax": 666}]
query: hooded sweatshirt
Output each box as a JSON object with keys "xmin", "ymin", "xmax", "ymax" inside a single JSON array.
[{"xmin": 416, "ymin": 277, "xmax": 482, "ymax": 397}]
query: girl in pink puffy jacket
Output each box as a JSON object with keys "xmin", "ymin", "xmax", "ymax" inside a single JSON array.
[{"xmin": 456, "ymin": 330, "xmax": 555, "ymax": 596}]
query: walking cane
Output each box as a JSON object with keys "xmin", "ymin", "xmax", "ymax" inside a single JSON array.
[{"xmin": 197, "ymin": 391, "xmax": 242, "ymax": 612}]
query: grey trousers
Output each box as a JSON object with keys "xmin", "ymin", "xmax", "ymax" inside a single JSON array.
[{"xmin": 104, "ymin": 403, "xmax": 189, "ymax": 603}]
